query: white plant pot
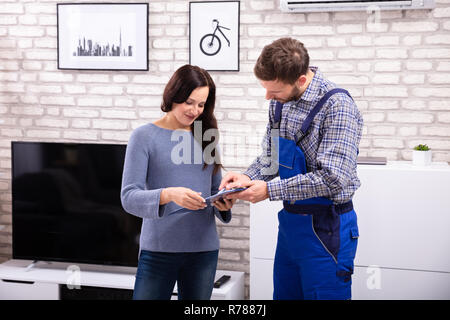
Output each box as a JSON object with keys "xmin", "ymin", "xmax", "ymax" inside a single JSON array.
[{"xmin": 412, "ymin": 150, "xmax": 432, "ymax": 166}]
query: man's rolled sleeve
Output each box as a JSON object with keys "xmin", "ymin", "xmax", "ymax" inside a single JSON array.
[
  {"xmin": 242, "ymin": 166, "xmax": 260, "ymax": 181},
  {"xmin": 267, "ymin": 179, "xmax": 286, "ymax": 201}
]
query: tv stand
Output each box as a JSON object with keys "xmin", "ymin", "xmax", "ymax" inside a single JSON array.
[{"xmin": 0, "ymin": 259, "xmax": 245, "ymax": 300}]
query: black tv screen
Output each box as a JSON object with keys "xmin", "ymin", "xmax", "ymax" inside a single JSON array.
[{"xmin": 11, "ymin": 141, "xmax": 141, "ymax": 267}]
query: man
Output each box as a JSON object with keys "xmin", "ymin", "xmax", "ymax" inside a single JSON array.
[{"xmin": 220, "ymin": 38, "xmax": 363, "ymax": 300}]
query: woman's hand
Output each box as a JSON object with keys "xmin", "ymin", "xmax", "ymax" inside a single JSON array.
[
  {"xmin": 212, "ymin": 198, "xmax": 236, "ymax": 211},
  {"xmin": 160, "ymin": 187, "xmax": 206, "ymax": 211}
]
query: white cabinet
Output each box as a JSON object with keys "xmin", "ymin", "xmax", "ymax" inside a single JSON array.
[
  {"xmin": 249, "ymin": 198, "xmax": 280, "ymax": 300},
  {"xmin": 250, "ymin": 162, "xmax": 450, "ymax": 300},
  {"xmin": 354, "ymin": 162, "xmax": 450, "ymax": 273},
  {"xmin": 249, "ymin": 258, "xmax": 274, "ymax": 300},
  {"xmin": 0, "ymin": 259, "xmax": 244, "ymax": 300}
]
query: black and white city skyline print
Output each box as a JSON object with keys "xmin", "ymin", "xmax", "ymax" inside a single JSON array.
[
  {"xmin": 74, "ymin": 29, "xmax": 133, "ymax": 57},
  {"xmin": 58, "ymin": 3, "xmax": 148, "ymax": 70}
]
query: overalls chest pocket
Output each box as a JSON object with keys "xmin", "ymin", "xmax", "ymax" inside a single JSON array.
[{"xmin": 278, "ymin": 137, "xmax": 307, "ymax": 180}]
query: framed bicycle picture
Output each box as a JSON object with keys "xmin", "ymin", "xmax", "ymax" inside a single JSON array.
[
  {"xmin": 189, "ymin": 1, "xmax": 240, "ymax": 71},
  {"xmin": 57, "ymin": 3, "xmax": 148, "ymax": 71}
]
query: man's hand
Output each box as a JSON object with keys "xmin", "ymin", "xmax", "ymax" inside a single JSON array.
[
  {"xmin": 224, "ymin": 180, "xmax": 269, "ymax": 204},
  {"xmin": 219, "ymin": 171, "xmax": 251, "ymax": 190}
]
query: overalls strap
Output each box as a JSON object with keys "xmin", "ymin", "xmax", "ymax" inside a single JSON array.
[
  {"xmin": 273, "ymin": 101, "xmax": 283, "ymax": 129},
  {"xmin": 272, "ymin": 88, "xmax": 352, "ymax": 133},
  {"xmin": 300, "ymin": 88, "xmax": 352, "ymax": 136}
]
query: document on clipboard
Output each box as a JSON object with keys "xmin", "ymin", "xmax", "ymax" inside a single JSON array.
[{"xmin": 205, "ymin": 187, "xmax": 247, "ymax": 205}]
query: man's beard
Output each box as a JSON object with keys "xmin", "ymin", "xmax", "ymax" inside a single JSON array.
[
  {"xmin": 277, "ymin": 85, "xmax": 302, "ymax": 103},
  {"xmin": 287, "ymin": 85, "xmax": 302, "ymax": 102}
]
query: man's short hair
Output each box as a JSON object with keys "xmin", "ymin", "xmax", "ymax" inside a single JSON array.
[{"xmin": 254, "ymin": 37, "xmax": 310, "ymax": 84}]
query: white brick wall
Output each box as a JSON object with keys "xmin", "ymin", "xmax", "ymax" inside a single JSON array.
[{"xmin": 1, "ymin": 0, "xmax": 450, "ymax": 297}]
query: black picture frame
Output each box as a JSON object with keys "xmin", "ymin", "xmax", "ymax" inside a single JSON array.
[
  {"xmin": 57, "ymin": 3, "xmax": 149, "ymax": 71},
  {"xmin": 189, "ymin": 1, "xmax": 240, "ymax": 72}
]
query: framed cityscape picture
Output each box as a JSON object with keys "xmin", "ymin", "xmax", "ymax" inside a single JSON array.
[
  {"xmin": 57, "ymin": 3, "xmax": 148, "ymax": 71},
  {"xmin": 189, "ymin": 1, "xmax": 240, "ymax": 71}
]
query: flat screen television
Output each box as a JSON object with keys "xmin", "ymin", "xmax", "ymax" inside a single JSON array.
[{"xmin": 11, "ymin": 141, "xmax": 141, "ymax": 267}]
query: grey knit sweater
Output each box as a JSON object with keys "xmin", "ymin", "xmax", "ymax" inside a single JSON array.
[{"xmin": 121, "ymin": 123, "xmax": 231, "ymax": 253}]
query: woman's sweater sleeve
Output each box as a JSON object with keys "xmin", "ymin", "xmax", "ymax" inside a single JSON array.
[
  {"xmin": 120, "ymin": 129, "xmax": 168, "ymax": 219},
  {"xmin": 211, "ymin": 168, "xmax": 232, "ymax": 223}
]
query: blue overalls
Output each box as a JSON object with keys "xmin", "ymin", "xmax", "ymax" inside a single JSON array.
[{"xmin": 273, "ymin": 88, "xmax": 359, "ymax": 300}]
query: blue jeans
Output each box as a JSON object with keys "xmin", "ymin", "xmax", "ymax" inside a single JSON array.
[{"xmin": 132, "ymin": 250, "xmax": 218, "ymax": 300}]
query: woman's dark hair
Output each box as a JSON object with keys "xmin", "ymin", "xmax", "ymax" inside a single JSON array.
[{"xmin": 161, "ymin": 64, "xmax": 222, "ymax": 174}]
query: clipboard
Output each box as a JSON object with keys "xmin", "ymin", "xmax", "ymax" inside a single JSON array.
[{"xmin": 205, "ymin": 187, "xmax": 247, "ymax": 205}]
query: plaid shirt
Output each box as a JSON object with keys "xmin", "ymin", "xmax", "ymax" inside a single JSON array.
[{"xmin": 244, "ymin": 67, "xmax": 364, "ymax": 204}]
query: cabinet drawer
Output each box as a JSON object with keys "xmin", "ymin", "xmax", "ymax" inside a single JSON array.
[
  {"xmin": 353, "ymin": 266, "xmax": 450, "ymax": 300},
  {"xmin": 0, "ymin": 280, "xmax": 59, "ymax": 300}
]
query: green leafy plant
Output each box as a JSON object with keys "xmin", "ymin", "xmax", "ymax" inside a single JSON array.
[{"xmin": 413, "ymin": 144, "xmax": 430, "ymax": 151}]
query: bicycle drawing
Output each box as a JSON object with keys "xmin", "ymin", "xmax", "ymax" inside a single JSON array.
[{"xmin": 199, "ymin": 19, "xmax": 231, "ymax": 56}]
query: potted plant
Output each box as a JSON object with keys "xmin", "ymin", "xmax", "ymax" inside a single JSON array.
[{"xmin": 412, "ymin": 144, "xmax": 432, "ymax": 166}]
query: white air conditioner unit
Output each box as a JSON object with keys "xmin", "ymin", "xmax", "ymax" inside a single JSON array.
[{"xmin": 280, "ymin": 0, "xmax": 435, "ymax": 12}]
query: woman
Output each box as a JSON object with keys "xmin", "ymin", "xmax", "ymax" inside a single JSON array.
[{"xmin": 121, "ymin": 64, "xmax": 234, "ymax": 300}]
